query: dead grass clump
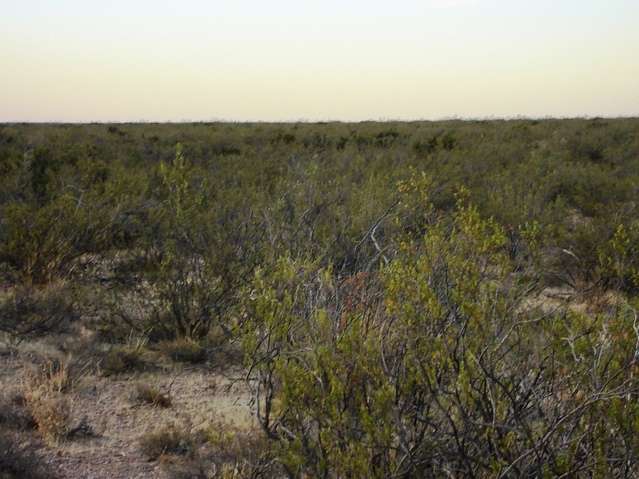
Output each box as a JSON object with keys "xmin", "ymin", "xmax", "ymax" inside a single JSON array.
[
  {"xmin": 100, "ymin": 346, "xmax": 141, "ymax": 375},
  {"xmin": 139, "ymin": 422, "xmax": 202, "ymax": 461},
  {"xmin": 21, "ymin": 360, "xmax": 73, "ymax": 446},
  {"xmin": 134, "ymin": 382, "xmax": 172, "ymax": 408},
  {"xmin": 100, "ymin": 331, "xmax": 150, "ymax": 375}
]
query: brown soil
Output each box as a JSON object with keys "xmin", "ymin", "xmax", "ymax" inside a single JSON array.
[{"xmin": 0, "ymin": 333, "xmax": 254, "ymax": 479}]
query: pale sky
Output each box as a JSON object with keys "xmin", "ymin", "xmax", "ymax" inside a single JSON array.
[{"xmin": 1, "ymin": 0, "xmax": 638, "ymax": 122}]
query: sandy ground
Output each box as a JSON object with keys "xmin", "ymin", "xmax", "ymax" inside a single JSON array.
[{"xmin": 0, "ymin": 334, "xmax": 254, "ymax": 479}]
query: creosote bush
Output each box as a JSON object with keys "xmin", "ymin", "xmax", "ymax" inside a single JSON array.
[
  {"xmin": 3, "ymin": 119, "xmax": 639, "ymax": 476},
  {"xmin": 240, "ymin": 172, "xmax": 639, "ymax": 478}
]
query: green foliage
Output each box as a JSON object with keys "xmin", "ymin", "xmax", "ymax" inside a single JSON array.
[
  {"xmin": 3, "ymin": 119, "xmax": 639, "ymax": 476},
  {"xmin": 412, "ymin": 134, "xmax": 439, "ymax": 156},
  {"xmin": 598, "ymin": 223, "xmax": 639, "ymax": 293},
  {"xmin": 0, "ymin": 194, "xmax": 114, "ymax": 285},
  {"xmin": 440, "ymin": 131, "xmax": 456, "ymax": 150},
  {"xmin": 240, "ymin": 170, "xmax": 639, "ymax": 477}
]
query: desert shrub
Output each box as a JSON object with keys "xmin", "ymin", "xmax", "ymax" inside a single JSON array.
[
  {"xmin": 269, "ymin": 131, "xmax": 296, "ymax": 146},
  {"xmin": 240, "ymin": 172, "xmax": 639, "ymax": 478},
  {"xmin": 336, "ymin": 136, "xmax": 349, "ymax": 150},
  {"xmin": 565, "ymin": 133, "xmax": 604, "ymax": 162},
  {"xmin": 145, "ymin": 222, "xmax": 214, "ymax": 338},
  {"xmin": 597, "ymin": 223, "xmax": 639, "ymax": 294},
  {"xmin": 0, "ymin": 184, "xmax": 118, "ymax": 286},
  {"xmin": 440, "ymin": 131, "xmax": 456, "ymax": 150},
  {"xmin": 101, "ymin": 143, "xmax": 256, "ymax": 342},
  {"xmin": 411, "ymin": 135, "xmax": 439, "ymax": 156},
  {"xmin": 0, "ymin": 282, "xmax": 78, "ymax": 338},
  {"xmin": 6, "ymin": 120, "xmax": 639, "ymax": 475},
  {"xmin": 545, "ymin": 161, "xmax": 633, "ymax": 217},
  {"xmin": 350, "ymin": 130, "xmax": 372, "ymax": 148},
  {"xmin": 374, "ymin": 128, "xmax": 401, "ymax": 148}
]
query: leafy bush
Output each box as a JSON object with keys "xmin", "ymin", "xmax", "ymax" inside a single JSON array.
[
  {"xmin": 4, "ymin": 119, "xmax": 639, "ymax": 476},
  {"xmin": 240, "ymin": 174, "xmax": 639, "ymax": 478}
]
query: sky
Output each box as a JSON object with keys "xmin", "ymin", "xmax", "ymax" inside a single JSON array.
[{"xmin": 1, "ymin": 0, "xmax": 638, "ymax": 122}]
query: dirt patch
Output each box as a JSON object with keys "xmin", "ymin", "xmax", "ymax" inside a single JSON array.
[{"xmin": 0, "ymin": 334, "xmax": 253, "ymax": 479}]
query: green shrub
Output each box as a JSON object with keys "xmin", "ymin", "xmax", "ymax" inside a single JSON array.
[{"xmin": 239, "ymin": 173, "xmax": 639, "ymax": 478}]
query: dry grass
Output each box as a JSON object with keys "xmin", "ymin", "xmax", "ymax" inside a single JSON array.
[
  {"xmin": 157, "ymin": 338, "xmax": 207, "ymax": 364},
  {"xmin": 21, "ymin": 360, "xmax": 73, "ymax": 446},
  {"xmin": 138, "ymin": 421, "xmax": 202, "ymax": 461},
  {"xmin": 148, "ymin": 417, "xmax": 282, "ymax": 479},
  {"xmin": 134, "ymin": 381, "xmax": 172, "ymax": 408},
  {"xmin": 100, "ymin": 331, "xmax": 151, "ymax": 376},
  {"xmin": 1, "ymin": 330, "xmax": 257, "ymax": 478},
  {"xmin": 200, "ymin": 418, "xmax": 281, "ymax": 478}
]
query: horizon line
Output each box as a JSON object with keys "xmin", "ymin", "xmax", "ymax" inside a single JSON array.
[{"xmin": 2, "ymin": 113, "xmax": 638, "ymax": 125}]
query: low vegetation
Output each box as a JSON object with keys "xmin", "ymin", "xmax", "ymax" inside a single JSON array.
[{"xmin": 1, "ymin": 118, "xmax": 639, "ymax": 477}]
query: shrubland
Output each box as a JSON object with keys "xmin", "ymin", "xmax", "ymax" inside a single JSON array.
[{"xmin": 1, "ymin": 118, "xmax": 639, "ymax": 477}]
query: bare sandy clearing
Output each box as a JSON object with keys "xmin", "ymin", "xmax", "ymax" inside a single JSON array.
[{"xmin": 0, "ymin": 335, "xmax": 253, "ymax": 479}]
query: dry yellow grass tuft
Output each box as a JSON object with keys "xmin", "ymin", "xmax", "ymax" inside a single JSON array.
[
  {"xmin": 138, "ymin": 421, "xmax": 201, "ymax": 461},
  {"xmin": 134, "ymin": 381, "xmax": 172, "ymax": 408},
  {"xmin": 21, "ymin": 359, "xmax": 73, "ymax": 446}
]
